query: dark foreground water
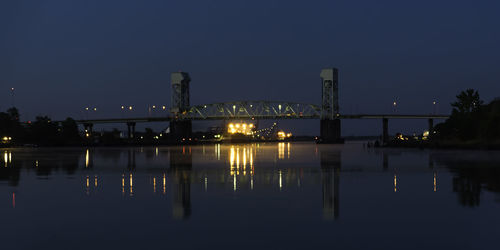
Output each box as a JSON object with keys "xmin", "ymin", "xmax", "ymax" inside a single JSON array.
[{"xmin": 1, "ymin": 142, "xmax": 500, "ymax": 249}]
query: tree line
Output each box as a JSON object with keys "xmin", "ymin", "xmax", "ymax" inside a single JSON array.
[
  {"xmin": 434, "ymin": 89, "xmax": 500, "ymax": 143},
  {"xmin": 0, "ymin": 107, "xmax": 81, "ymax": 146}
]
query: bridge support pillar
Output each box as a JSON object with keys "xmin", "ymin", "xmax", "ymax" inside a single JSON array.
[
  {"xmin": 382, "ymin": 118, "xmax": 389, "ymax": 145},
  {"xmin": 127, "ymin": 122, "xmax": 136, "ymax": 139},
  {"xmin": 320, "ymin": 119, "xmax": 343, "ymax": 143},
  {"xmin": 319, "ymin": 68, "xmax": 343, "ymax": 143},
  {"xmin": 428, "ymin": 118, "xmax": 434, "ymax": 134},
  {"xmin": 83, "ymin": 123, "xmax": 93, "ymax": 138},
  {"xmin": 169, "ymin": 120, "xmax": 192, "ymax": 143}
]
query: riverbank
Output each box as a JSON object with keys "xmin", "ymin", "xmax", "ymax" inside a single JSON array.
[{"xmin": 384, "ymin": 139, "xmax": 500, "ymax": 150}]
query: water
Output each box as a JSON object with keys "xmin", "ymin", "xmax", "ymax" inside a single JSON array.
[{"xmin": 1, "ymin": 142, "xmax": 499, "ymax": 249}]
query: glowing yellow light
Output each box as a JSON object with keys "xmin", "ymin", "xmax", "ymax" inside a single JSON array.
[
  {"xmin": 121, "ymin": 106, "xmax": 125, "ymax": 109},
  {"xmin": 85, "ymin": 149, "xmax": 89, "ymax": 167},
  {"xmin": 4, "ymin": 152, "xmax": 8, "ymax": 167},
  {"xmin": 129, "ymin": 173, "xmax": 134, "ymax": 196},
  {"xmin": 278, "ymin": 142, "xmax": 285, "ymax": 159},
  {"xmin": 433, "ymin": 172, "xmax": 437, "ymax": 192},
  {"xmin": 394, "ymin": 174, "xmax": 397, "ymax": 192},
  {"xmin": 153, "ymin": 177, "xmax": 156, "ymax": 193},
  {"xmin": 233, "ymin": 175, "xmax": 237, "ymax": 191},
  {"xmin": 129, "ymin": 106, "xmax": 133, "ymax": 110},
  {"xmin": 235, "ymin": 123, "xmax": 240, "ymax": 128},
  {"xmin": 163, "ymin": 173, "xmax": 166, "ymax": 194},
  {"xmin": 94, "ymin": 176, "xmax": 98, "ymax": 187},
  {"xmin": 279, "ymin": 170, "xmax": 283, "ymax": 190}
]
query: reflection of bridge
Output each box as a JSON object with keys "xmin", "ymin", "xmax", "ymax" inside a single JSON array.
[{"xmin": 75, "ymin": 69, "xmax": 449, "ymax": 144}]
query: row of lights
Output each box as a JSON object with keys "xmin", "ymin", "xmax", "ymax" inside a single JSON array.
[{"xmin": 83, "ymin": 105, "xmax": 169, "ymax": 112}]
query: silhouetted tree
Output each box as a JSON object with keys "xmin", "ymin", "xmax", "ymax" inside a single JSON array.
[
  {"xmin": 27, "ymin": 116, "xmax": 60, "ymax": 145},
  {"xmin": 451, "ymin": 89, "xmax": 483, "ymax": 114},
  {"xmin": 61, "ymin": 118, "xmax": 82, "ymax": 145},
  {"xmin": 0, "ymin": 107, "xmax": 24, "ymax": 142}
]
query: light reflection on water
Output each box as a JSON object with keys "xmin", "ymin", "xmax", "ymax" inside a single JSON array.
[{"xmin": 1, "ymin": 143, "xmax": 500, "ymax": 249}]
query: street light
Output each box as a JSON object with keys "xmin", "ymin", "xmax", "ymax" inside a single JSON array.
[
  {"xmin": 10, "ymin": 87, "xmax": 15, "ymax": 107},
  {"xmin": 393, "ymin": 101, "xmax": 397, "ymax": 113}
]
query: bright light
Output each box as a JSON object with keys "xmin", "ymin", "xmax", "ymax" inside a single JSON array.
[
  {"xmin": 227, "ymin": 122, "xmax": 255, "ymax": 135},
  {"xmin": 129, "ymin": 106, "xmax": 133, "ymax": 110}
]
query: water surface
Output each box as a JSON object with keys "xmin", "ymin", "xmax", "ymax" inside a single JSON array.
[{"xmin": 1, "ymin": 142, "xmax": 499, "ymax": 249}]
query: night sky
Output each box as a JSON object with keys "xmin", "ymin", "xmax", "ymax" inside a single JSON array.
[{"xmin": 1, "ymin": 0, "xmax": 499, "ymax": 135}]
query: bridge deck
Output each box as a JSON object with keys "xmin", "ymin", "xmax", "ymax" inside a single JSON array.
[{"xmin": 72, "ymin": 114, "xmax": 449, "ymax": 124}]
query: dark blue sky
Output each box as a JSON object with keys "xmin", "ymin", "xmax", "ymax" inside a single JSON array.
[{"xmin": 1, "ymin": 0, "xmax": 499, "ymax": 135}]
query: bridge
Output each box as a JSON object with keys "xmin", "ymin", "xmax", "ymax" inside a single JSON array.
[{"xmin": 75, "ymin": 69, "xmax": 449, "ymax": 144}]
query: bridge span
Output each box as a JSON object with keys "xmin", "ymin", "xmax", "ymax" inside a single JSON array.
[{"xmin": 74, "ymin": 69, "xmax": 449, "ymax": 144}]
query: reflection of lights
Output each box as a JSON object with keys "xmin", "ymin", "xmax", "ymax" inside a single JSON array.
[
  {"xmin": 233, "ymin": 175, "xmax": 237, "ymax": 191},
  {"xmin": 394, "ymin": 174, "xmax": 397, "ymax": 192},
  {"xmin": 279, "ymin": 170, "xmax": 283, "ymax": 190},
  {"xmin": 94, "ymin": 176, "xmax": 98, "ymax": 187},
  {"xmin": 153, "ymin": 177, "xmax": 156, "ymax": 193},
  {"xmin": 287, "ymin": 142, "xmax": 291, "ymax": 159},
  {"xmin": 236, "ymin": 148, "xmax": 240, "ymax": 175},
  {"xmin": 230, "ymin": 147, "xmax": 235, "ymax": 175},
  {"xmin": 163, "ymin": 173, "xmax": 166, "ymax": 195},
  {"xmin": 121, "ymin": 174, "xmax": 125, "ymax": 195},
  {"xmin": 85, "ymin": 149, "xmax": 89, "ymax": 168},
  {"xmin": 433, "ymin": 172, "xmax": 437, "ymax": 192},
  {"xmin": 129, "ymin": 173, "xmax": 133, "ymax": 196},
  {"xmin": 35, "ymin": 160, "xmax": 39, "ymax": 167},
  {"xmin": 12, "ymin": 193, "xmax": 15, "ymax": 208},
  {"xmin": 4, "ymin": 151, "xmax": 8, "ymax": 167},
  {"xmin": 250, "ymin": 177, "xmax": 254, "ymax": 190},
  {"xmin": 230, "ymin": 145, "xmax": 256, "ymax": 176},
  {"xmin": 204, "ymin": 177, "xmax": 208, "ymax": 191},
  {"xmin": 278, "ymin": 143, "xmax": 285, "ymax": 159},
  {"xmin": 155, "ymin": 147, "xmax": 159, "ymax": 156}
]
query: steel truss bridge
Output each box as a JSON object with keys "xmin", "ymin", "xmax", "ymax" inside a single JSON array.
[
  {"xmin": 74, "ymin": 100, "xmax": 449, "ymax": 124},
  {"xmin": 72, "ymin": 69, "xmax": 450, "ymax": 144},
  {"xmin": 77, "ymin": 101, "xmax": 449, "ymax": 124}
]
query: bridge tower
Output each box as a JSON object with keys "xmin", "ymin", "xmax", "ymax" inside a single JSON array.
[
  {"xmin": 320, "ymin": 68, "xmax": 343, "ymax": 143},
  {"xmin": 170, "ymin": 72, "xmax": 192, "ymax": 142}
]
